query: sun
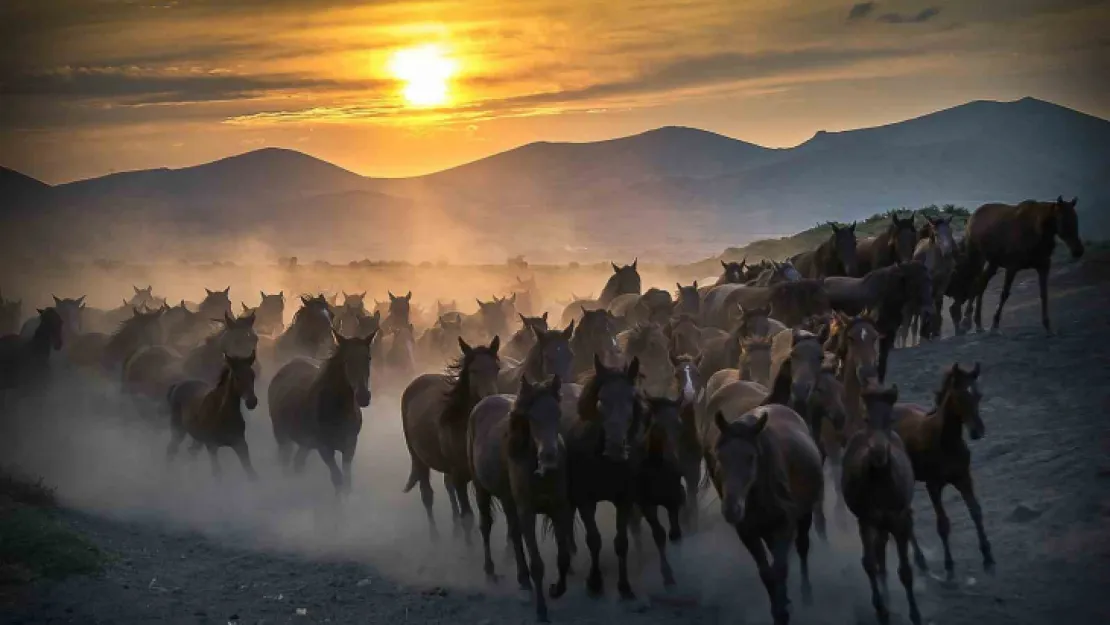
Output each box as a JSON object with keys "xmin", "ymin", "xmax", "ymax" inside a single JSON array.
[{"xmin": 388, "ymin": 44, "xmax": 457, "ymax": 107}]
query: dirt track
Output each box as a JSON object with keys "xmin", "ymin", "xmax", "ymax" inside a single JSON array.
[{"xmin": 3, "ymin": 263, "xmax": 1110, "ymax": 625}]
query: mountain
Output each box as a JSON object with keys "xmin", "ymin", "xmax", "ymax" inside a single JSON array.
[{"xmin": 2, "ymin": 97, "xmax": 1107, "ymax": 264}]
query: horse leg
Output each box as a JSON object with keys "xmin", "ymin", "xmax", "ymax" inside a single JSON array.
[
  {"xmin": 340, "ymin": 445, "xmax": 355, "ymax": 495},
  {"xmin": 683, "ymin": 463, "xmax": 700, "ymax": 533},
  {"xmin": 955, "ymin": 474, "xmax": 995, "ymax": 573},
  {"xmin": 206, "ymin": 444, "xmax": 222, "ymax": 478},
  {"xmin": 549, "ymin": 506, "xmax": 573, "ymax": 599},
  {"xmin": 276, "ymin": 440, "xmax": 293, "ymax": 475},
  {"xmin": 876, "ymin": 527, "xmax": 890, "ymax": 597},
  {"xmin": 926, "ymin": 481, "xmax": 955, "ymax": 581},
  {"xmin": 949, "ymin": 298, "xmax": 964, "ymax": 336},
  {"xmin": 187, "ymin": 439, "xmax": 203, "ymax": 459},
  {"xmin": 990, "ymin": 267, "xmax": 1018, "ymax": 332},
  {"xmin": 796, "ymin": 512, "xmax": 813, "ymax": 605},
  {"xmin": 503, "ymin": 499, "xmax": 531, "ymax": 592},
  {"xmin": 474, "ymin": 486, "xmax": 498, "ymax": 583},
  {"xmin": 409, "ymin": 460, "xmax": 438, "ymax": 542},
  {"xmin": 739, "ymin": 531, "xmax": 786, "ymax": 625},
  {"xmin": 640, "ymin": 503, "xmax": 676, "ymax": 587},
  {"xmin": 292, "ymin": 445, "xmax": 310, "ymax": 474},
  {"xmin": 443, "ymin": 473, "xmax": 462, "ymax": 538},
  {"xmin": 166, "ymin": 427, "xmax": 186, "ymax": 462},
  {"xmin": 628, "ymin": 504, "xmax": 644, "ymax": 552},
  {"xmin": 767, "ymin": 531, "xmax": 794, "ymax": 625},
  {"xmin": 894, "ymin": 514, "xmax": 923, "ymax": 625},
  {"xmin": 451, "ymin": 474, "xmax": 475, "ymax": 547},
  {"xmin": 666, "ymin": 501, "xmax": 682, "ymax": 543},
  {"xmin": 614, "ymin": 500, "xmax": 635, "ymax": 600},
  {"xmin": 519, "ymin": 508, "xmax": 549, "ymax": 622},
  {"xmin": 877, "ymin": 334, "xmax": 893, "ymax": 383},
  {"xmin": 579, "ymin": 502, "xmax": 604, "ymax": 596},
  {"xmin": 1036, "ymin": 264, "xmax": 1053, "ymax": 336},
  {"xmin": 859, "ymin": 523, "xmax": 889, "ymax": 625},
  {"xmin": 972, "ymin": 262, "xmax": 998, "ymax": 333},
  {"xmin": 909, "ymin": 528, "xmax": 929, "ymax": 572},
  {"xmin": 232, "ymin": 440, "xmax": 258, "ymax": 481},
  {"xmin": 317, "ymin": 447, "xmax": 344, "ymax": 495}
]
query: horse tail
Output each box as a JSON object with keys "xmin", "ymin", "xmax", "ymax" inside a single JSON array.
[{"xmin": 402, "ymin": 451, "xmax": 423, "ymax": 493}]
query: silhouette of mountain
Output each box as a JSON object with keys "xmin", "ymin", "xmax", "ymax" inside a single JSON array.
[{"xmin": 2, "ymin": 97, "xmax": 1107, "ymax": 263}]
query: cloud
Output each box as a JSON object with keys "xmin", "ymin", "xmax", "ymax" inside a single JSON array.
[
  {"xmin": 847, "ymin": 2, "xmax": 876, "ymax": 21},
  {"xmin": 877, "ymin": 7, "xmax": 942, "ymax": 24}
]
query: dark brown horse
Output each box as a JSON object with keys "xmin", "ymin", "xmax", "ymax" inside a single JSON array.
[
  {"xmin": 663, "ymin": 313, "xmax": 701, "ymax": 359},
  {"xmin": 274, "ymin": 295, "xmax": 336, "ymax": 363},
  {"xmin": 792, "ymin": 221, "xmax": 859, "ymax": 278},
  {"xmin": 499, "ymin": 322, "xmax": 573, "ymax": 393},
  {"xmin": 748, "ymin": 260, "xmax": 803, "ymax": 287},
  {"xmin": 0, "ymin": 307, "xmax": 64, "ymax": 391},
  {"xmin": 673, "ymin": 281, "xmax": 701, "ymax": 317},
  {"xmin": 618, "ymin": 323, "xmax": 673, "ymax": 398},
  {"xmin": 382, "ymin": 290, "xmax": 413, "ymax": 332},
  {"xmin": 504, "ymin": 312, "xmax": 550, "ymax": 361},
  {"xmin": 380, "ymin": 322, "xmax": 417, "ymax": 383},
  {"xmin": 467, "ymin": 296, "xmax": 513, "ymax": 343},
  {"xmin": 696, "ymin": 306, "xmax": 785, "ymax": 381},
  {"xmin": 824, "ymin": 262, "xmax": 933, "ymax": 382},
  {"xmin": 855, "ymin": 211, "xmax": 918, "ymax": 276},
  {"xmin": 166, "ymin": 352, "xmax": 259, "ymax": 479},
  {"xmin": 964, "ymin": 196, "xmax": 1084, "ymax": 334},
  {"xmin": 609, "ymin": 288, "xmax": 672, "ymax": 328},
  {"xmin": 702, "ymin": 281, "xmax": 828, "ymax": 330},
  {"xmin": 714, "ymin": 258, "xmax": 749, "ymax": 285},
  {"xmin": 669, "ymin": 355, "xmax": 704, "ymax": 530},
  {"xmin": 705, "ymin": 403, "xmax": 824, "ymax": 624},
  {"xmin": 564, "ymin": 356, "xmax": 643, "ymax": 598},
  {"xmin": 841, "ymin": 384, "xmax": 921, "ymax": 625},
  {"xmin": 893, "ymin": 362, "xmax": 993, "ymax": 580},
  {"xmin": 569, "ymin": 308, "xmax": 622, "ymax": 378},
  {"xmin": 559, "ymin": 260, "xmax": 641, "ymax": 326},
  {"xmin": 103, "ymin": 307, "xmax": 166, "ymax": 373},
  {"xmin": 417, "ymin": 312, "xmax": 464, "ymax": 365},
  {"xmin": 469, "ymin": 376, "xmax": 572, "ymax": 622},
  {"xmin": 183, "ymin": 312, "xmax": 259, "ymax": 381},
  {"xmin": 402, "ymin": 337, "xmax": 501, "ymax": 541},
  {"xmin": 198, "ymin": 287, "xmax": 233, "ymax": 321},
  {"xmin": 268, "ymin": 330, "xmax": 375, "ymax": 494},
  {"xmin": 254, "ymin": 291, "xmax": 286, "ymax": 336},
  {"xmin": 511, "ymin": 275, "xmax": 542, "ymax": 317},
  {"xmin": 899, "ymin": 216, "xmax": 957, "ymax": 345}
]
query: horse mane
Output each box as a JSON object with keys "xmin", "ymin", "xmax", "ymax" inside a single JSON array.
[{"xmin": 442, "ymin": 345, "xmax": 498, "ymax": 424}]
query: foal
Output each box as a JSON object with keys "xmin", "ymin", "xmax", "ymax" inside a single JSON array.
[
  {"xmin": 167, "ymin": 352, "xmax": 259, "ymax": 479},
  {"xmin": 893, "ymin": 362, "xmax": 993, "ymax": 580}
]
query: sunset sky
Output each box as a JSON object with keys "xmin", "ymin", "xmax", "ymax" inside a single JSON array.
[{"xmin": 2, "ymin": 0, "xmax": 1107, "ymax": 184}]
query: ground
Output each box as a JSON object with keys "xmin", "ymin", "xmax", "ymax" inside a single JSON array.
[{"xmin": 2, "ymin": 260, "xmax": 1109, "ymax": 625}]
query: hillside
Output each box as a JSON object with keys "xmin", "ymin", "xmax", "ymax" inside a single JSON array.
[{"xmin": 1, "ymin": 97, "xmax": 1107, "ymax": 264}]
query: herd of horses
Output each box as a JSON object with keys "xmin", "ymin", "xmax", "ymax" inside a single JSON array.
[{"xmin": 0, "ymin": 197, "xmax": 1086, "ymax": 624}]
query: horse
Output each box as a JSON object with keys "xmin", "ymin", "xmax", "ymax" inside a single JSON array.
[
  {"xmin": 466, "ymin": 296, "xmax": 514, "ymax": 344},
  {"xmin": 942, "ymin": 239, "xmax": 981, "ymax": 335},
  {"xmin": 824, "ymin": 262, "xmax": 933, "ymax": 382},
  {"xmin": 697, "ymin": 306, "xmax": 785, "ymax": 381},
  {"xmin": 253, "ymin": 291, "xmax": 286, "ymax": 336},
  {"xmin": 417, "ymin": 313, "xmax": 465, "ymax": 366},
  {"xmin": 669, "ymin": 355, "xmax": 704, "ymax": 530},
  {"xmin": 197, "ymin": 287, "xmax": 233, "ymax": 321},
  {"xmin": 630, "ymin": 395, "xmax": 687, "ymax": 588},
  {"xmin": 702, "ymin": 281, "xmax": 828, "ymax": 330},
  {"xmin": 714, "ymin": 258, "xmax": 749, "ymax": 285},
  {"xmin": 569, "ymin": 308, "xmax": 623, "ymax": 379},
  {"xmin": 403, "ymin": 337, "xmax": 501, "ymax": 542},
  {"xmin": 618, "ymin": 323, "xmax": 673, "ymax": 398},
  {"xmin": 749, "ymin": 260, "xmax": 803, "ymax": 287},
  {"xmin": 274, "ymin": 295, "xmax": 336, "ymax": 363},
  {"xmin": 437, "ymin": 299, "xmax": 459, "ymax": 316},
  {"xmin": 704, "ymin": 402, "xmax": 824, "ymax": 625},
  {"xmin": 0, "ymin": 291, "xmax": 22, "ymax": 336},
  {"xmin": 469, "ymin": 376, "xmax": 572, "ymax": 622},
  {"xmin": 964, "ymin": 196, "xmax": 1084, "ymax": 335},
  {"xmin": 673, "ymin": 281, "xmax": 700, "ymax": 317},
  {"xmin": 504, "ymin": 312, "xmax": 550, "ymax": 362},
  {"xmin": 841, "ymin": 384, "xmax": 921, "ymax": 625},
  {"xmin": 20, "ymin": 295, "xmax": 84, "ymax": 343},
  {"xmin": 183, "ymin": 312, "xmax": 259, "ymax": 381},
  {"xmin": 564, "ymin": 356, "xmax": 643, "ymax": 598},
  {"xmin": 0, "ymin": 307, "xmax": 64, "ymax": 391},
  {"xmin": 103, "ymin": 307, "xmax": 166, "ymax": 373},
  {"xmin": 792, "ymin": 222, "xmax": 859, "ymax": 279},
  {"xmin": 511, "ymin": 276, "xmax": 542, "ymax": 317},
  {"xmin": 775, "ymin": 331, "xmax": 848, "ymax": 461},
  {"xmin": 382, "ymin": 290, "xmax": 413, "ymax": 332},
  {"xmin": 267, "ymin": 330, "xmax": 375, "ymax": 494},
  {"xmin": 163, "ymin": 301, "xmax": 212, "ymax": 351},
  {"xmin": 663, "ymin": 314, "xmax": 701, "ymax": 359},
  {"xmin": 855, "ymin": 211, "xmax": 918, "ymax": 276},
  {"xmin": 499, "ymin": 322, "xmax": 574, "ymax": 394},
  {"xmin": 381, "ymin": 323, "xmax": 417, "ymax": 382},
  {"xmin": 608, "ymin": 288, "xmax": 672, "ymax": 328},
  {"xmin": 559, "ymin": 259, "xmax": 641, "ymax": 326},
  {"xmin": 899, "ymin": 216, "xmax": 957, "ymax": 345},
  {"xmin": 166, "ymin": 352, "xmax": 259, "ymax": 479},
  {"xmin": 893, "ymin": 362, "xmax": 993, "ymax": 581}
]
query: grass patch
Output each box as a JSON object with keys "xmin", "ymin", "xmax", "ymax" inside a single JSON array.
[{"xmin": 0, "ymin": 466, "xmax": 106, "ymax": 585}]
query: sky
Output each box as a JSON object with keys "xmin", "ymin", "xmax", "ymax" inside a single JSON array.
[{"xmin": 1, "ymin": 0, "xmax": 1107, "ymax": 184}]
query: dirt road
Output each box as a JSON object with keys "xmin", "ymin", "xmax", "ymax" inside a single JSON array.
[{"xmin": 3, "ymin": 264, "xmax": 1109, "ymax": 625}]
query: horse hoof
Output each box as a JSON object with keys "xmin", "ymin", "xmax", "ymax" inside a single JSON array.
[
  {"xmin": 984, "ymin": 557, "xmax": 996, "ymax": 574},
  {"xmin": 549, "ymin": 582, "xmax": 566, "ymax": 599},
  {"xmin": 668, "ymin": 530, "xmax": 682, "ymax": 543},
  {"xmin": 913, "ymin": 553, "xmax": 928, "ymax": 572},
  {"xmin": 618, "ymin": 586, "xmax": 636, "ymax": 601},
  {"xmin": 801, "ymin": 585, "xmax": 813, "ymax": 606},
  {"xmin": 586, "ymin": 575, "xmax": 603, "ymax": 597}
]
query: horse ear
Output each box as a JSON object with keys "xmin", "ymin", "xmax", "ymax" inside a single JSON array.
[
  {"xmin": 1056, "ymin": 195, "xmax": 1064, "ymax": 204},
  {"xmin": 405, "ymin": 291, "xmax": 412, "ymax": 301},
  {"xmin": 714, "ymin": 411, "xmax": 730, "ymax": 434},
  {"xmin": 721, "ymin": 259, "xmax": 728, "ymax": 269},
  {"xmin": 676, "ymin": 282, "xmax": 682, "ymax": 291},
  {"xmin": 388, "ymin": 291, "xmax": 396, "ymax": 300},
  {"xmin": 52, "ymin": 295, "xmax": 61, "ymax": 306},
  {"xmin": 509, "ymin": 293, "xmax": 517, "ymax": 304},
  {"xmin": 241, "ymin": 302, "xmax": 250, "ymax": 312},
  {"xmin": 627, "ymin": 356, "xmax": 640, "ymax": 381},
  {"xmin": 750, "ymin": 410, "xmax": 769, "ymax": 436},
  {"xmin": 692, "ymin": 280, "xmax": 698, "ymax": 289},
  {"xmin": 542, "ymin": 311, "xmax": 548, "ymax": 322},
  {"xmin": 343, "ymin": 291, "xmax": 349, "ymax": 298},
  {"xmin": 458, "ymin": 337, "xmax": 474, "ymax": 356},
  {"xmin": 518, "ymin": 375, "xmax": 534, "ymax": 397},
  {"xmin": 247, "ymin": 350, "xmax": 256, "ymax": 365},
  {"xmin": 563, "ymin": 319, "xmax": 575, "ymax": 339},
  {"xmin": 37, "ymin": 308, "xmax": 44, "ymax": 315},
  {"xmin": 223, "ymin": 287, "xmax": 230, "ymax": 295},
  {"xmin": 278, "ymin": 291, "xmax": 284, "ymax": 298},
  {"xmin": 580, "ymin": 305, "xmax": 589, "ymax": 315},
  {"xmin": 850, "ymin": 221, "xmax": 857, "ymax": 232},
  {"xmin": 830, "ymin": 222, "xmax": 839, "ymax": 233},
  {"xmin": 489, "ymin": 335, "xmax": 500, "ymax": 354},
  {"xmin": 612, "ymin": 262, "xmax": 621, "ymax": 273},
  {"xmin": 261, "ymin": 291, "xmax": 266, "ymax": 300},
  {"xmin": 363, "ymin": 330, "xmax": 378, "ymax": 346},
  {"xmin": 373, "ymin": 310, "xmax": 381, "ymax": 321},
  {"xmin": 205, "ymin": 288, "xmax": 214, "ymax": 296},
  {"xmin": 133, "ymin": 286, "xmax": 141, "ymax": 294}
]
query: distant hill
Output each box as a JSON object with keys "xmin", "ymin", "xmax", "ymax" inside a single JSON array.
[{"xmin": 2, "ymin": 97, "xmax": 1107, "ymax": 264}]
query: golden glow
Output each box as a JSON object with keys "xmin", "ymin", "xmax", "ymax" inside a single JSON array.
[{"xmin": 387, "ymin": 44, "xmax": 457, "ymax": 107}]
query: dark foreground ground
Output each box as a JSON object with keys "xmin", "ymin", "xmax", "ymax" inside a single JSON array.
[{"xmin": 3, "ymin": 260, "xmax": 1110, "ymax": 625}]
